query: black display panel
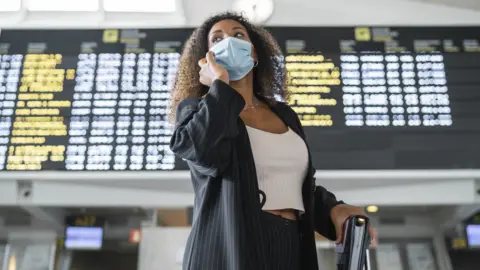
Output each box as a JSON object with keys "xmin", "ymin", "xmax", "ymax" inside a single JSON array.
[{"xmin": 0, "ymin": 27, "xmax": 479, "ymax": 171}]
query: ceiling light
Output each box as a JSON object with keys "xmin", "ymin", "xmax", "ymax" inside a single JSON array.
[
  {"xmin": 366, "ymin": 205, "xmax": 379, "ymax": 213},
  {"xmin": 103, "ymin": 0, "xmax": 176, "ymax": 13},
  {"xmin": 0, "ymin": 0, "xmax": 21, "ymax": 11},
  {"xmin": 26, "ymin": 0, "xmax": 99, "ymax": 12}
]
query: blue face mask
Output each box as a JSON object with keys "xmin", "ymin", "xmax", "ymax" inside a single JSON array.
[{"xmin": 209, "ymin": 37, "xmax": 255, "ymax": 81}]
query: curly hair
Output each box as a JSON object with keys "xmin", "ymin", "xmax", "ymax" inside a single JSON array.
[{"xmin": 169, "ymin": 12, "xmax": 288, "ymax": 120}]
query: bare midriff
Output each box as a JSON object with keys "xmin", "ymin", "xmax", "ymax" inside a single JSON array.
[{"xmin": 264, "ymin": 209, "xmax": 297, "ymax": 220}]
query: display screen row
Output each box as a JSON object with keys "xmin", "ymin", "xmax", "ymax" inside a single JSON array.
[{"xmin": 0, "ymin": 27, "xmax": 479, "ymax": 170}]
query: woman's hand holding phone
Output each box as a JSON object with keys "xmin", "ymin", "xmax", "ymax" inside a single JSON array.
[{"xmin": 198, "ymin": 51, "xmax": 229, "ymax": 86}]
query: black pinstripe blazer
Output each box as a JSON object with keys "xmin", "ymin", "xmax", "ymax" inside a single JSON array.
[{"xmin": 170, "ymin": 80, "xmax": 344, "ymax": 270}]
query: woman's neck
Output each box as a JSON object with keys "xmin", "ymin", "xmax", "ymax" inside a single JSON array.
[{"xmin": 230, "ymin": 74, "xmax": 256, "ymax": 105}]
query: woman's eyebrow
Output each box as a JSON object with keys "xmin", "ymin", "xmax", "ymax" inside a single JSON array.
[
  {"xmin": 209, "ymin": 29, "xmax": 222, "ymax": 36},
  {"xmin": 232, "ymin": 26, "xmax": 246, "ymax": 31}
]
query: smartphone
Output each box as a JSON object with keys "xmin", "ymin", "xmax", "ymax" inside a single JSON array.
[{"xmin": 335, "ymin": 215, "xmax": 371, "ymax": 270}]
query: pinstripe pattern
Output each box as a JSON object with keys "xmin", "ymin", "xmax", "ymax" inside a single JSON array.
[
  {"xmin": 170, "ymin": 80, "xmax": 344, "ymax": 270},
  {"xmin": 260, "ymin": 211, "xmax": 301, "ymax": 270}
]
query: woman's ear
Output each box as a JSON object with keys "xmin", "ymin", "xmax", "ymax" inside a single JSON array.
[{"xmin": 251, "ymin": 45, "xmax": 258, "ymax": 62}]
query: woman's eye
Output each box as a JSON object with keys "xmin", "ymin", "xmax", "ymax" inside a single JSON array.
[
  {"xmin": 235, "ymin": 32, "xmax": 245, "ymax": 38},
  {"xmin": 212, "ymin": 37, "xmax": 223, "ymax": 43}
]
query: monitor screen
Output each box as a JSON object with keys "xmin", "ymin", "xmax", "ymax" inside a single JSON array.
[
  {"xmin": 65, "ymin": 226, "xmax": 104, "ymax": 250},
  {"xmin": 466, "ymin": 224, "xmax": 480, "ymax": 247},
  {"xmin": 0, "ymin": 27, "xmax": 479, "ymax": 170}
]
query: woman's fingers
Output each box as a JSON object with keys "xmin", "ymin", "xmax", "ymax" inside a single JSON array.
[
  {"xmin": 199, "ymin": 52, "xmax": 228, "ymax": 85},
  {"xmin": 198, "ymin": 57, "xmax": 207, "ymax": 67},
  {"xmin": 368, "ymin": 225, "xmax": 377, "ymax": 248},
  {"xmin": 206, "ymin": 51, "xmax": 216, "ymax": 65}
]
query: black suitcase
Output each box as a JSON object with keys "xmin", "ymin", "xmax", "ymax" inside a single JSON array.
[{"xmin": 335, "ymin": 215, "xmax": 372, "ymax": 270}]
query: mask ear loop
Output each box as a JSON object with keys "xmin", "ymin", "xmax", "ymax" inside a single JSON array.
[{"xmin": 254, "ymin": 60, "xmax": 259, "ymax": 67}]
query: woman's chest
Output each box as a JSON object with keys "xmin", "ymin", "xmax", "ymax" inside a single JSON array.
[
  {"xmin": 240, "ymin": 108, "xmax": 288, "ymax": 134},
  {"xmin": 246, "ymin": 127, "xmax": 309, "ymax": 171}
]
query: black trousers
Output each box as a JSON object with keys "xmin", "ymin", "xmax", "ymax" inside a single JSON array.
[{"xmin": 259, "ymin": 211, "xmax": 301, "ymax": 270}]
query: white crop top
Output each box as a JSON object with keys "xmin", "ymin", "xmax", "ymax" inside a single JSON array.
[{"xmin": 246, "ymin": 126, "xmax": 309, "ymax": 212}]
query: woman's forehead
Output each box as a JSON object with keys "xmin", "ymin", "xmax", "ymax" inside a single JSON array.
[{"xmin": 209, "ymin": 19, "xmax": 247, "ymax": 35}]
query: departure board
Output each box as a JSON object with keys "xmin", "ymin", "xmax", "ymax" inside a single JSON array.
[
  {"xmin": 267, "ymin": 27, "xmax": 480, "ymax": 169},
  {"xmin": 0, "ymin": 27, "xmax": 479, "ymax": 170}
]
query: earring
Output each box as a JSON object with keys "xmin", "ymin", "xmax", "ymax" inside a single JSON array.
[{"xmin": 254, "ymin": 61, "xmax": 259, "ymax": 67}]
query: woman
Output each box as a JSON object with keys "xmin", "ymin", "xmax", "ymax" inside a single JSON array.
[{"xmin": 169, "ymin": 12, "xmax": 375, "ymax": 270}]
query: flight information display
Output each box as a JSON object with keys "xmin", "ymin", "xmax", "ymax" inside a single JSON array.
[
  {"xmin": 0, "ymin": 27, "xmax": 479, "ymax": 170},
  {"xmin": 267, "ymin": 27, "xmax": 480, "ymax": 169}
]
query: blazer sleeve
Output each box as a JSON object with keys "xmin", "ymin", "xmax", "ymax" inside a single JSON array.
[
  {"xmin": 314, "ymin": 184, "xmax": 345, "ymax": 241},
  {"xmin": 169, "ymin": 80, "xmax": 245, "ymax": 177},
  {"xmin": 285, "ymin": 103, "xmax": 345, "ymax": 240}
]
